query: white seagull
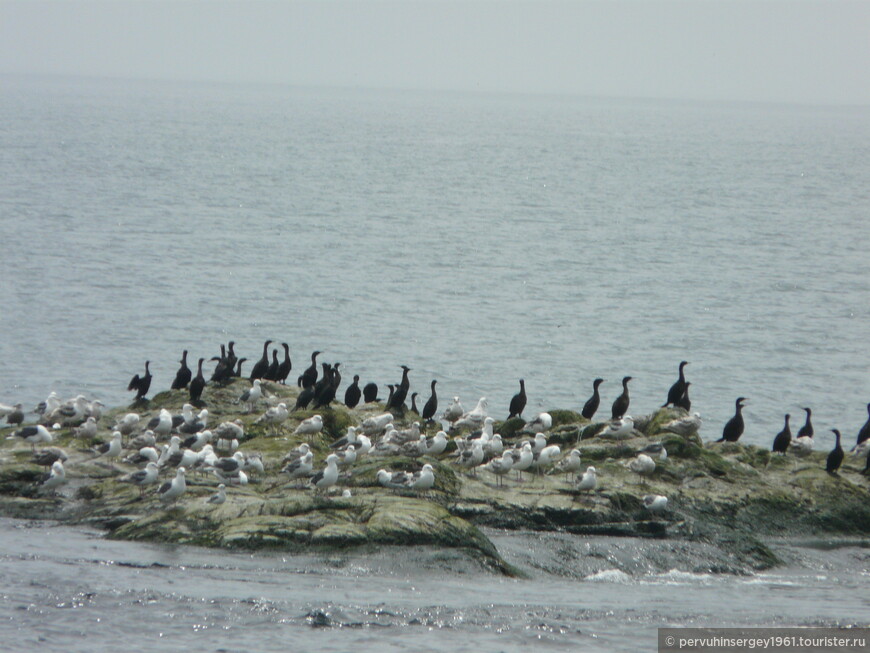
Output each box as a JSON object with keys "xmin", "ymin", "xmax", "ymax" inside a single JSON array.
[{"xmin": 157, "ymin": 467, "xmax": 187, "ymax": 504}]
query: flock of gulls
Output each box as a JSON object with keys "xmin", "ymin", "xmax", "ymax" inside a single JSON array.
[{"xmin": 2, "ymin": 345, "xmax": 870, "ymax": 517}]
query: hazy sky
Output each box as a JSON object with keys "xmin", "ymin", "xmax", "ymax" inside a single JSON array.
[{"xmin": 2, "ymin": 1, "xmax": 869, "ymax": 105}]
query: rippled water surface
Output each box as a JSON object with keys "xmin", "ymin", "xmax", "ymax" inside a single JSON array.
[
  {"xmin": 2, "ymin": 520, "xmax": 868, "ymax": 653},
  {"xmin": 1, "ymin": 75, "xmax": 869, "ymax": 445}
]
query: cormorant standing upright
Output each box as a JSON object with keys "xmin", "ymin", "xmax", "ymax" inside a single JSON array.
[
  {"xmin": 855, "ymin": 403, "xmax": 870, "ymax": 448},
  {"xmin": 771, "ymin": 413, "xmax": 791, "ymax": 453},
  {"xmin": 422, "ymin": 380, "xmax": 438, "ymax": 422},
  {"xmin": 299, "ymin": 351, "xmax": 321, "ymax": 389},
  {"xmin": 276, "ymin": 343, "xmax": 292, "ymax": 384},
  {"xmin": 826, "ymin": 429, "xmax": 844, "ymax": 474},
  {"xmin": 508, "ymin": 379, "xmax": 527, "ymax": 420},
  {"xmin": 797, "ymin": 407, "xmax": 814, "ymax": 439},
  {"xmin": 410, "ymin": 393, "xmax": 420, "ymax": 415},
  {"xmin": 171, "ymin": 350, "xmax": 191, "ymax": 390},
  {"xmin": 663, "ymin": 361, "xmax": 689, "ymax": 407},
  {"xmin": 128, "ymin": 361, "xmax": 152, "ymax": 401},
  {"xmin": 388, "ymin": 365, "xmax": 411, "ymax": 411},
  {"xmin": 717, "ymin": 397, "xmax": 747, "ymax": 442},
  {"xmin": 264, "ymin": 349, "xmax": 280, "ymax": 381},
  {"xmin": 344, "ymin": 375, "xmax": 362, "ymax": 408},
  {"xmin": 611, "ymin": 376, "xmax": 632, "ymax": 420},
  {"xmin": 582, "ymin": 378, "xmax": 604, "ymax": 420},
  {"xmin": 189, "ymin": 358, "xmax": 206, "ymax": 405},
  {"xmin": 675, "ymin": 382, "xmax": 692, "ymax": 411},
  {"xmin": 249, "ymin": 340, "xmax": 273, "ymax": 381}
]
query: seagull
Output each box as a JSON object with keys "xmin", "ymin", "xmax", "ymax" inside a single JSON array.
[
  {"xmin": 282, "ymin": 451, "xmax": 314, "ymax": 487},
  {"xmin": 360, "ymin": 413, "xmax": 395, "ymax": 436},
  {"xmin": 642, "ymin": 494, "xmax": 668, "ymax": 515},
  {"xmin": 557, "ymin": 449, "xmax": 584, "ymax": 482},
  {"xmin": 522, "ymin": 412, "xmax": 553, "ymax": 435},
  {"xmin": 118, "ymin": 461, "xmax": 159, "ymax": 497},
  {"xmin": 93, "ymin": 431, "xmax": 123, "ymax": 462},
  {"xmin": 113, "ymin": 412, "xmax": 140, "ymax": 437},
  {"xmin": 206, "ymin": 484, "xmax": 227, "ymax": 505},
  {"xmin": 575, "ymin": 466, "xmax": 597, "ymax": 495},
  {"xmin": 789, "ymin": 435, "xmax": 814, "ymax": 457},
  {"xmin": 628, "ymin": 454, "xmax": 656, "ymax": 482},
  {"xmin": 31, "ymin": 447, "xmax": 68, "ymax": 468},
  {"xmin": 256, "ymin": 403, "xmax": 289, "ymax": 435},
  {"xmin": 294, "ymin": 414, "xmax": 324, "ymax": 441},
  {"xmin": 311, "ymin": 453, "xmax": 340, "ymax": 493},
  {"xmin": 335, "ymin": 444, "xmax": 357, "ymax": 467},
  {"xmin": 404, "ymin": 463, "xmax": 435, "ymax": 490},
  {"xmin": 662, "ymin": 412, "xmax": 702, "ymax": 436},
  {"xmin": 441, "ymin": 396, "xmax": 464, "ymax": 424},
  {"xmin": 178, "ymin": 409, "xmax": 208, "ymax": 435},
  {"xmin": 147, "ymin": 408, "xmax": 173, "ymax": 439},
  {"xmin": 424, "ymin": 431, "xmax": 449, "ymax": 456},
  {"xmin": 457, "ymin": 441, "xmax": 484, "ymax": 475},
  {"xmin": 453, "ymin": 397, "xmax": 489, "ymax": 431},
  {"xmin": 377, "ymin": 469, "xmax": 411, "ymax": 489},
  {"xmin": 157, "ymin": 467, "xmax": 187, "ymax": 504},
  {"xmin": 123, "ymin": 445, "xmax": 160, "ymax": 466},
  {"xmin": 3, "ymin": 403, "xmax": 24, "ymax": 427},
  {"xmin": 238, "ymin": 379, "xmax": 263, "ymax": 412},
  {"xmin": 282, "ymin": 442, "xmax": 311, "ymax": 466},
  {"xmin": 532, "ymin": 444, "xmax": 561, "ymax": 477},
  {"xmin": 10, "ymin": 425, "xmax": 53, "ymax": 451},
  {"xmin": 598, "ymin": 416, "xmax": 634, "ymax": 440},
  {"xmin": 508, "ymin": 442, "xmax": 534, "ymax": 481},
  {"xmin": 127, "ymin": 430, "xmax": 156, "ymax": 451},
  {"xmin": 72, "ymin": 416, "xmax": 98, "ymax": 439},
  {"xmin": 482, "ymin": 450, "xmax": 514, "ymax": 486},
  {"xmin": 39, "ymin": 460, "xmax": 67, "ymax": 492},
  {"xmin": 638, "ymin": 442, "xmax": 668, "ymax": 461}
]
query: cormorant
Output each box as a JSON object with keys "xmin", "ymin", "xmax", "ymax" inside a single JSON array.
[
  {"xmin": 826, "ymin": 429, "xmax": 844, "ymax": 474},
  {"xmin": 344, "ymin": 375, "xmax": 362, "ymax": 408},
  {"xmin": 410, "ymin": 393, "xmax": 420, "ymax": 415},
  {"xmin": 170, "ymin": 350, "xmax": 192, "ymax": 390},
  {"xmin": 611, "ymin": 376, "xmax": 632, "ymax": 420},
  {"xmin": 387, "ymin": 365, "xmax": 411, "ymax": 411},
  {"xmin": 508, "ymin": 379, "xmax": 527, "ymax": 420},
  {"xmin": 363, "ymin": 382, "xmax": 378, "ymax": 403},
  {"xmin": 856, "ymin": 403, "xmax": 870, "ymax": 448},
  {"xmin": 717, "ymin": 397, "xmax": 747, "ymax": 442},
  {"xmin": 797, "ymin": 407, "xmax": 814, "ymax": 439},
  {"xmin": 189, "ymin": 358, "xmax": 206, "ymax": 405},
  {"xmin": 314, "ymin": 363, "xmax": 340, "ymax": 409},
  {"xmin": 127, "ymin": 361, "xmax": 152, "ymax": 401},
  {"xmin": 421, "ymin": 380, "xmax": 438, "ymax": 422},
  {"xmin": 264, "ymin": 349, "xmax": 280, "ymax": 381},
  {"xmin": 663, "ymin": 361, "xmax": 689, "ymax": 407},
  {"xmin": 675, "ymin": 382, "xmax": 692, "ymax": 412},
  {"xmin": 299, "ymin": 350, "xmax": 321, "ymax": 389},
  {"xmin": 582, "ymin": 378, "xmax": 604, "ymax": 420},
  {"xmin": 276, "ymin": 343, "xmax": 292, "ymax": 384},
  {"xmin": 233, "ymin": 357, "xmax": 247, "ymax": 377},
  {"xmin": 771, "ymin": 413, "xmax": 791, "ymax": 453},
  {"xmin": 249, "ymin": 340, "xmax": 273, "ymax": 381}
]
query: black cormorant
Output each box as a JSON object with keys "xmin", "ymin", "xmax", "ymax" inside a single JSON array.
[
  {"xmin": 582, "ymin": 378, "xmax": 603, "ymax": 420},
  {"xmin": 127, "ymin": 361, "xmax": 152, "ymax": 401},
  {"xmin": 717, "ymin": 397, "xmax": 747, "ymax": 443},
  {"xmin": 344, "ymin": 375, "xmax": 362, "ymax": 408},
  {"xmin": 771, "ymin": 413, "xmax": 791, "ymax": 453},
  {"xmin": 170, "ymin": 350, "xmax": 191, "ymax": 390},
  {"xmin": 422, "ymin": 380, "xmax": 438, "ymax": 421},
  {"xmin": 826, "ymin": 429, "xmax": 844, "ymax": 474},
  {"xmin": 508, "ymin": 379, "xmax": 527, "ymax": 420},
  {"xmin": 663, "ymin": 361, "xmax": 689, "ymax": 407},
  {"xmin": 249, "ymin": 340, "xmax": 273, "ymax": 381},
  {"xmin": 611, "ymin": 376, "xmax": 632, "ymax": 420}
]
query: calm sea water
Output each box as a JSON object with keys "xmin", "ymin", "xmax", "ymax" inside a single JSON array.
[{"xmin": 1, "ymin": 75, "xmax": 869, "ymax": 650}]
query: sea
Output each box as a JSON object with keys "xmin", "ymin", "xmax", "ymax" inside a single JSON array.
[{"xmin": 1, "ymin": 75, "xmax": 869, "ymax": 651}]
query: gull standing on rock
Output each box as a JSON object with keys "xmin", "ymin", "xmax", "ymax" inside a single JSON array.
[
  {"xmin": 598, "ymin": 416, "xmax": 634, "ymax": 440},
  {"xmin": 39, "ymin": 460, "xmax": 67, "ymax": 492},
  {"xmin": 441, "ymin": 396, "xmax": 464, "ymax": 426},
  {"xmin": 483, "ymin": 450, "xmax": 514, "ymax": 487},
  {"xmin": 453, "ymin": 397, "xmax": 488, "ymax": 431},
  {"xmin": 575, "ymin": 466, "xmax": 597, "ymax": 496},
  {"xmin": 10, "ymin": 425, "xmax": 53, "ymax": 451},
  {"xmin": 311, "ymin": 453, "xmax": 340, "ymax": 494},
  {"xmin": 282, "ymin": 451, "xmax": 314, "ymax": 487},
  {"xmin": 509, "ymin": 442, "xmax": 534, "ymax": 481},
  {"xmin": 522, "ymin": 412, "xmax": 553, "ymax": 435},
  {"xmin": 294, "ymin": 414, "xmax": 324, "ymax": 442},
  {"xmin": 628, "ymin": 454, "xmax": 656, "ymax": 482},
  {"xmin": 157, "ymin": 467, "xmax": 187, "ymax": 504},
  {"xmin": 118, "ymin": 461, "xmax": 159, "ymax": 497},
  {"xmin": 557, "ymin": 449, "xmax": 584, "ymax": 482},
  {"xmin": 256, "ymin": 402, "xmax": 289, "ymax": 435},
  {"xmin": 238, "ymin": 379, "xmax": 263, "ymax": 413},
  {"xmin": 206, "ymin": 484, "xmax": 227, "ymax": 505},
  {"xmin": 405, "ymin": 463, "xmax": 436, "ymax": 491}
]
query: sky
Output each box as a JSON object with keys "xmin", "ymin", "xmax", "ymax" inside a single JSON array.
[{"xmin": 1, "ymin": 1, "xmax": 869, "ymax": 105}]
